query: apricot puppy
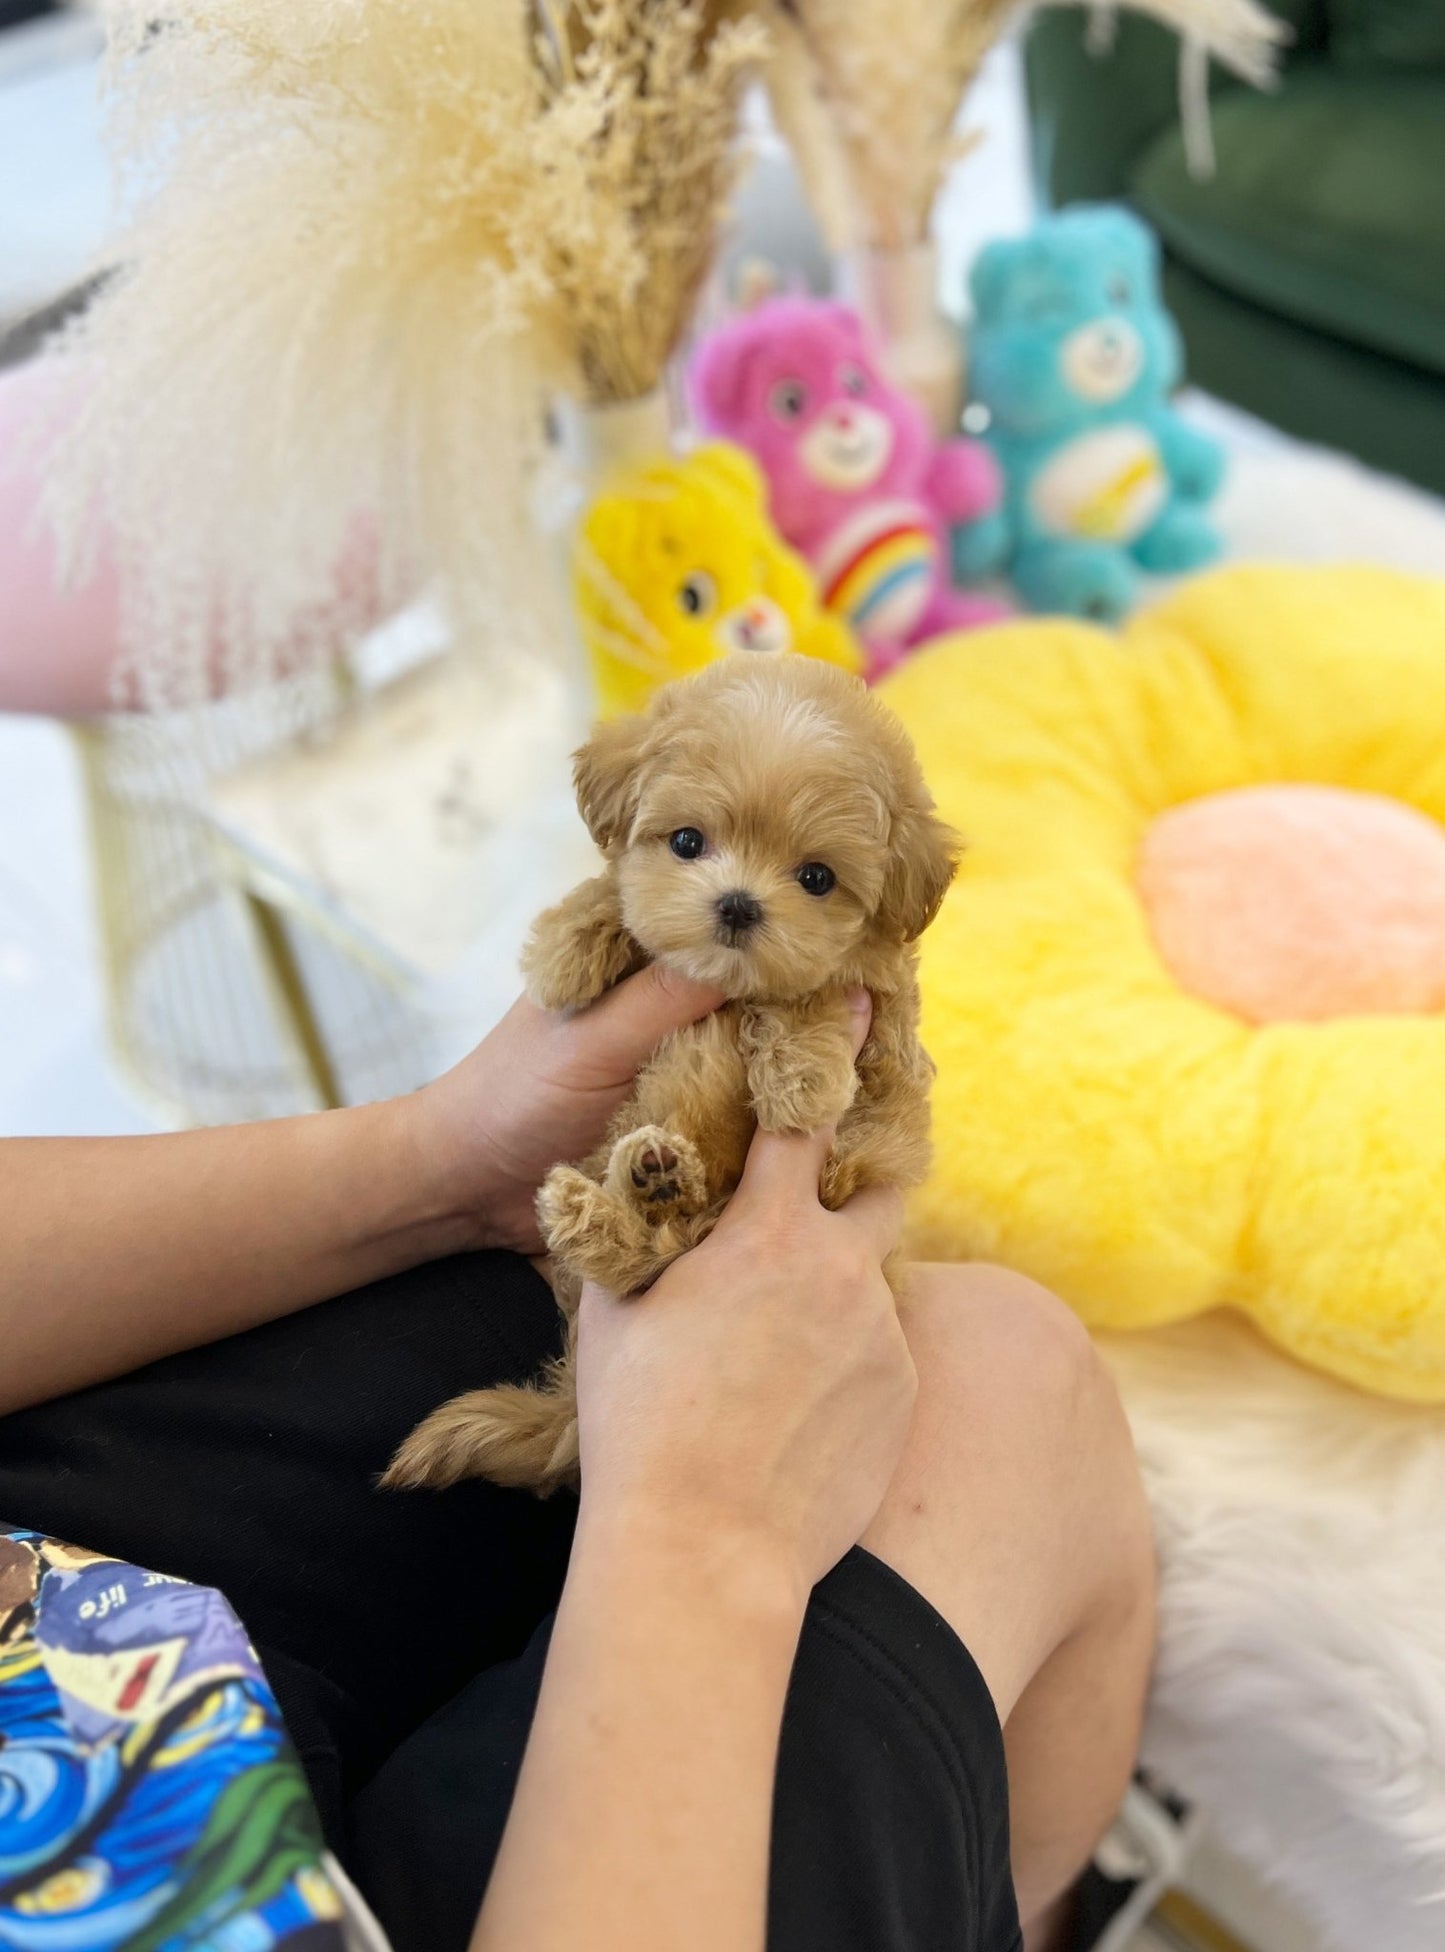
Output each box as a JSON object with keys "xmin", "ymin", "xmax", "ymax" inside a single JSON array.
[{"xmin": 384, "ymin": 655, "xmax": 957, "ymax": 1496}]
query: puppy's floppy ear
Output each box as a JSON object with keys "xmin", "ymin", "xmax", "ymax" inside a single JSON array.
[
  {"xmin": 878, "ymin": 798, "xmax": 961, "ymax": 942},
  {"xmin": 573, "ymin": 712, "xmax": 651, "ymax": 852}
]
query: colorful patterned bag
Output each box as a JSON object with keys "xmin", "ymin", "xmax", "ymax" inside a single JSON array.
[{"xmin": 0, "ymin": 1529, "xmax": 374, "ymax": 1952}]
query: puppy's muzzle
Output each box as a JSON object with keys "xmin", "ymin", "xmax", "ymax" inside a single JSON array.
[{"xmin": 716, "ymin": 890, "xmax": 763, "ymax": 941}]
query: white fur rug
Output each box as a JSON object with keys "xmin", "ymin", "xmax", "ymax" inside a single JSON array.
[{"xmin": 1098, "ymin": 1314, "xmax": 1445, "ymax": 1952}]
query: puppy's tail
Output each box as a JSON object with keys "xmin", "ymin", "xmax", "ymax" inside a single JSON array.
[{"xmin": 380, "ymin": 1378, "xmax": 579, "ymax": 1498}]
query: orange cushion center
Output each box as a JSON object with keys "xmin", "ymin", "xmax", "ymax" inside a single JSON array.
[{"xmin": 1137, "ymin": 784, "xmax": 1445, "ymax": 1023}]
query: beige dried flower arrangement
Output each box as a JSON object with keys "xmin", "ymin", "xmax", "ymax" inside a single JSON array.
[
  {"xmin": 535, "ymin": 0, "xmax": 765, "ymax": 403},
  {"xmin": 762, "ymin": 0, "xmax": 1289, "ymax": 255},
  {"xmin": 39, "ymin": 0, "xmax": 762, "ymax": 704}
]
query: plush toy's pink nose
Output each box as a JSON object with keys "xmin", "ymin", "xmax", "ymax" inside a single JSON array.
[
  {"xmin": 834, "ymin": 406, "xmax": 856, "ymax": 432},
  {"xmin": 744, "ymin": 603, "xmax": 769, "ymax": 630}
]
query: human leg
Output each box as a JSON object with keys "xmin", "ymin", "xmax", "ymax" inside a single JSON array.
[
  {"xmin": 860, "ymin": 1263, "xmax": 1157, "ymax": 1940},
  {"xmin": 0, "ymin": 1250, "xmax": 577, "ymax": 1827},
  {"xmin": 352, "ymin": 1262, "xmax": 1152, "ymax": 1952},
  {"xmin": 352, "ymin": 1540, "xmax": 1021, "ymax": 1952}
]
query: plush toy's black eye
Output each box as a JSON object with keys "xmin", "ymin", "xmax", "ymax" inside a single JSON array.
[
  {"xmin": 839, "ymin": 363, "xmax": 868, "ymax": 397},
  {"xmin": 1106, "ymin": 273, "xmax": 1132, "ymax": 307},
  {"xmin": 770, "ymin": 379, "xmax": 808, "ymax": 421},
  {"xmin": 670, "ymin": 827, "xmax": 707, "ymax": 860},
  {"xmin": 677, "ymin": 571, "xmax": 716, "ymax": 619},
  {"xmin": 797, "ymin": 861, "xmax": 835, "ymax": 896}
]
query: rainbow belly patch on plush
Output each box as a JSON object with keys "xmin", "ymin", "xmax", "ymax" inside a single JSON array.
[{"xmin": 815, "ymin": 501, "xmax": 936, "ymax": 639}]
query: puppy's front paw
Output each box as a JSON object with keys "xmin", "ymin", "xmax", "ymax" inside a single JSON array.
[
  {"xmin": 753, "ymin": 1060, "xmax": 858, "ymax": 1136},
  {"xmin": 525, "ymin": 946, "xmax": 620, "ymax": 1014},
  {"xmin": 536, "ymin": 1164, "xmax": 607, "ymax": 1258},
  {"xmin": 520, "ymin": 879, "xmax": 641, "ymax": 1012},
  {"xmin": 606, "ymin": 1125, "xmax": 707, "ymax": 1217},
  {"xmin": 536, "ymin": 1164, "xmax": 657, "ymax": 1293}
]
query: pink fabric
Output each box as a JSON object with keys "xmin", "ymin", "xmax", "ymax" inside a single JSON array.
[
  {"xmin": 0, "ymin": 360, "xmax": 385, "ymax": 717},
  {"xmin": 689, "ymin": 298, "xmax": 1006, "ymax": 668},
  {"xmin": 0, "ymin": 360, "xmax": 128, "ymax": 716},
  {"xmin": 1138, "ymin": 784, "xmax": 1445, "ymax": 1024}
]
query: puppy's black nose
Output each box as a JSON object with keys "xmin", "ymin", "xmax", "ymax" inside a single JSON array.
[{"xmin": 716, "ymin": 890, "xmax": 762, "ymax": 935}]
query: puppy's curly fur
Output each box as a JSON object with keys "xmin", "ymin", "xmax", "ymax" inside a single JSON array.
[{"xmin": 384, "ymin": 656, "xmax": 957, "ymax": 1497}]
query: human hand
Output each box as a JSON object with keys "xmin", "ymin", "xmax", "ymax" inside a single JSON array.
[
  {"xmin": 413, "ymin": 966, "xmax": 725, "ymax": 1254},
  {"xmin": 573, "ymin": 997, "xmax": 916, "ymax": 1607}
]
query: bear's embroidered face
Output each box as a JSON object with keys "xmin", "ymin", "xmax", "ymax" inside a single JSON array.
[
  {"xmin": 968, "ymin": 207, "xmax": 1181, "ymax": 437},
  {"xmin": 1060, "ymin": 314, "xmax": 1145, "ymax": 403},
  {"xmin": 573, "ymin": 443, "xmax": 859, "ymax": 718},
  {"xmin": 797, "ymin": 383, "xmax": 893, "ymax": 491},
  {"xmin": 690, "ymin": 299, "xmax": 931, "ymax": 535}
]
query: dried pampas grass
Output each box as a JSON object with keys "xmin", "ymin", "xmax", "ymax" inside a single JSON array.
[
  {"xmin": 764, "ymin": 0, "xmax": 1289, "ymax": 254},
  {"xmin": 40, "ymin": 1, "xmax": 762, "ymax": 707},
  {"xmin": 534, "ymin": 0, "xmax": 766, "ymax": 402}
]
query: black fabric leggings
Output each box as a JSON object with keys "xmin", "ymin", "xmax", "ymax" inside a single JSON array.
[{"xmin": 0, "ymin": 1250, "xmax": 1021, "ymax": 1952}]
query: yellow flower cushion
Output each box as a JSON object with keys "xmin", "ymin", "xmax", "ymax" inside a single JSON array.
[{"xmin": 882, "ymin": 565, "xmax": 1445, "ymax": 1401}]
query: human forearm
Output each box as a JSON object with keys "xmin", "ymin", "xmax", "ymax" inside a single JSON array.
[
  {"xmin": 472, "ymin": 1516, "xmax": 804, "ymax": 1952},
  {"xmin": 473, "ymin": 1065, "xmax": 912, "ymax": 1950},
  {"xmin": 0, "ymin": 1098, "xmax": 473, "ymax": 1413},
  {"xmin": 0, "ymin": 965, "xmax": 725, "ymax": 1415}
]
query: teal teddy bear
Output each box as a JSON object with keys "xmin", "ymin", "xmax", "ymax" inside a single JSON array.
[{"xmin": 953, "ymin": 205, "xmax": 1224, "ymax": 621}]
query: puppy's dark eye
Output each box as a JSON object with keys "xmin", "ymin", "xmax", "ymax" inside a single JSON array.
[
  {"xmin": 670, "ymin": 827, "xmax": 707, "ymax": 860},
  {"xmin": 797, "ymin": 861, "xmax": 835, "ymax": 896},
  {"xmin": 769, "ymin": 379, "xmax": 808, "ymax": 422}
]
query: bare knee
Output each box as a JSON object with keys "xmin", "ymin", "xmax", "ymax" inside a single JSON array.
[
  {"xmin": 904, "ymin": 1263, "xmax": 1112, "ymax": 1460},
  {"xmin": 865, "ymin": 1262, "xmax": 1154, "ymax": 1715},
  {"xmin": 917, "ymin": 1263, "xmax": 1150, "ymax": 1547},
  {"xmin": 937, "ymin": 1262, "xmax": 1150, "ymax": 1579}
]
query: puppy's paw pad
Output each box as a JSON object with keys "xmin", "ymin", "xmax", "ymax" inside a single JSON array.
[
  {"xmin": 632, "ymin": 1140, "xmax": 679, "ymax": 1199},
  {"xmin": 608, "ymin": 1126, "xmax": 706, "ymax": 1215}
]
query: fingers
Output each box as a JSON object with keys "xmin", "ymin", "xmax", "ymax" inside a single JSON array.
[
  {"xmin": 577, "ymin": 1278, "xmax": 614, "ymax": 1321},
  {"xmin": 732, "ymin": 1125, "xmax": 836, "ymax": 1216},
  {"xmin": 721, "ymin": 1146, "xmax": 904, "ymax": 1280},
  {"xmin": 835, "ymin": 1183, "xmax": 905, "ymax": 1263},
  {"xmin": 571, "ymin": 963, "xmax": 726, "ymax": 1078}
]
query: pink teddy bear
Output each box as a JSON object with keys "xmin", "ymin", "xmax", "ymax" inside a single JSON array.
[{"xmin": 690, "ymin": 297, "xmax": 1006, "ymax": 676}]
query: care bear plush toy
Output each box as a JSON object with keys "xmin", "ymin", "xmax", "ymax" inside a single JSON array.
[
  {"xmin": 691, "ymin": 298, "xmax": 1006, "ymax": 679},
  {"xmin": 574, "ymin": 442, "xmax": 861, "ymax": 718},
  {"xmin": 954, "ymin": 205, "xmax": 1225, "ymax": 621}
]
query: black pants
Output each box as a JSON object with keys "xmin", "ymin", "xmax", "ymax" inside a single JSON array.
[{"xmin": 0, "ymin": 1252, "xmax": 1021, "ymax": 1952}]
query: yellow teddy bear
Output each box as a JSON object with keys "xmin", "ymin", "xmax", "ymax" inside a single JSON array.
[{"xmin": 573, "ymin": 442, "xmax": 862, "ymax": 718}]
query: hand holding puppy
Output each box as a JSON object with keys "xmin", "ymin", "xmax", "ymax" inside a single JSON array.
[
  {"xmin": 576, "ymin": 994, "xmax": 917, "ymax": 1600},
  {"xmin": 386, "ymin": 656, "xmax": 956, "ymax": 1498},
  {"xmin": 415, "ymin": 963, "xmax": 725, "ymax": 1256}
]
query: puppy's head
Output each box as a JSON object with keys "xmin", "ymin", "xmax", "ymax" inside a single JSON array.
[{"xmin": 574, "ymin": 657, "xmax": 958, "ymax": 999}]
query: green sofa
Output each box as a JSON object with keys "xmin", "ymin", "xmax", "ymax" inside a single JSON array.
[{"xmin": 1024, "ymin": 0, "xmax": 1445, "ymax": 495}]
